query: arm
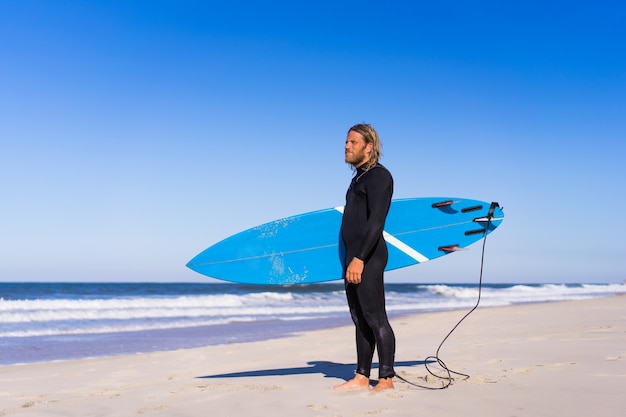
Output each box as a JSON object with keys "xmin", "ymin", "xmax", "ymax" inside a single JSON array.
[
  {"xmin": 356, "ymin": 168, "xmax": 393, "ymax": 261},
  {"xmin": 346, "ymin": 168, "xmax": 393, "ymax": 284}
]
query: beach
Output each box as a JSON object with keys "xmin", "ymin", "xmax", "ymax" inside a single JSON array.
[{"xmin": 1, "ymin": 295, "xmax": 624, "ymax": 417}]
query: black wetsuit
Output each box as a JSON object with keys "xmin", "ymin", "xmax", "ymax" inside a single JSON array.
[{"xmin": 340, "ymin": 163, "xmax": 395, "ymax": 379}]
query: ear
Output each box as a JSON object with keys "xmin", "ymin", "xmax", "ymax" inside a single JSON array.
[{"xmin": 365, "ymin": 141, "xmax": 374, "ymax": 155}]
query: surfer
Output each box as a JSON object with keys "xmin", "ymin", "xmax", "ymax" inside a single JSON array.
[{"xmin": 333, "ymin": 123, "xmax": 396, "ymax": 392}]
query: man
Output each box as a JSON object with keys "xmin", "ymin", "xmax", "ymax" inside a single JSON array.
[{"xmin": 333, "ymin": 123, "xmax": 395, "ymax": 392}]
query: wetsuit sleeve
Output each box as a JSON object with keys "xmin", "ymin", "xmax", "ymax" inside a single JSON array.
[{"xmin": 355, "ymin": 169, "xmax": 393, "ymax": 261}]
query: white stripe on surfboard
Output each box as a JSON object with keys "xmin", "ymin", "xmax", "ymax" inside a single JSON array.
[
  {"xmin": 334, "ymin": 206, "xmax": 430, "ymax": 263},
  {"xmin": 382, "ymin": 232, "xmax": 430, "ymax": 263}
]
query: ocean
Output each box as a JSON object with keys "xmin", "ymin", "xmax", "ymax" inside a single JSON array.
[{"xmin": 1, "ymin": 282, "xmax": 624, "ymax": 366}]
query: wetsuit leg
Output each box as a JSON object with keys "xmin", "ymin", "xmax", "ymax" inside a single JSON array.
[
  {"xmin": 345, "ymin": 282, "xmax": 376, "ymax": 377},
  {"xmin": 345, "ymin": 240, "xmax": 396, "ymax": 379}
]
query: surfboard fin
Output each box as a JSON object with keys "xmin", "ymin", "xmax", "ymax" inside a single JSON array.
[
  {"xmin": 465, "ymin": 229, "xmax": 487, "ymax": 236},
  {"xmin": 438, "ymin": 244, "xmax": 465, "ymax": 253},
  {"xmin": 461, "ymin": 205, "xmax": 483, "ymax": 213},
  {"xmin": 432, "ymin": 200, "xmax": 458, "ymax": 208},
  {"xmin": 473, "ymin": 202, "xmax": 502, "ymax": 223},
  {"xmin": 473, "ymin": 216, "xmax": 504, "ymax": 223}
]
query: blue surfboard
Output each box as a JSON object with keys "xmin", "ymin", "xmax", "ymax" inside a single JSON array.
[{"xmin": 186, "ymin": 197, "xmax": 504, "ymax": 285}]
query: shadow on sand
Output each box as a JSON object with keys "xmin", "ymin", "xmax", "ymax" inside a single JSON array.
[{"xmin": 198, "ymin": 360, "xmax": 430, "ymax": 382}]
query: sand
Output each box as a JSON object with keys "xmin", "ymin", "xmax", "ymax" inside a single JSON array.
[{"xmin": 1, "ymin": 296, "xmax": 624, "ymax": 417}]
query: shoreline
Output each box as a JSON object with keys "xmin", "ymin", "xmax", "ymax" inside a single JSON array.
[
  {"xmin": 1, "ymin": 296, "xmax": 624, "ymax": 416},
  {"xmin": 0, "ymin": 315, "xmax": 353, "ymax": 367},
  {"xmin": 0, "ymin": 296, "xmax": 604, "ymax": 367},
  {"xmin": 1, "ymin": 294, "xmax": 621, "ymax": 367},
  {"xmin": 3, "ymin": 282, "xmax": 624, "ymax": 368}
]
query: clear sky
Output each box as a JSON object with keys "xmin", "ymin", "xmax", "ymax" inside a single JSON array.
[{"xmin": 1, "ymin": 1, "xmax": 624, "ymax": 284}]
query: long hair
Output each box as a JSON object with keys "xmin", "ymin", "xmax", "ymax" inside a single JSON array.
[{"xmin": 348, "ymin": 123, "xmax": 382, "ymax": 171}]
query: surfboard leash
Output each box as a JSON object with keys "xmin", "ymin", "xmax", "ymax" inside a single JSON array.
[{"xmin": 396, "ymin": 202, "xmax": 501, "ymax": 390}]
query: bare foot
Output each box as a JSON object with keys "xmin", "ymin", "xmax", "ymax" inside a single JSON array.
[
  {"xmin": 371, "ymin": 377, "xmax": 394, "ymax": 393},
  {"xmin": 332, "ymin": 374, "xmax": 370, "ymax": 390}
]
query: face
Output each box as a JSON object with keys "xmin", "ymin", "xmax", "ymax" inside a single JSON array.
[{"xmin": 345, "ymin": 130, "xmax": 372, "ymax": 167}]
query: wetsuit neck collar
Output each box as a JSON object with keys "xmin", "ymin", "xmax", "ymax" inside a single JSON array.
[
  {"xmin": 355, "ymin": 162, "xmax": 379, "ymax": 175},
  {"xmin": 353, "ymin": 163, "xmax": 379, "ymax": 183}
]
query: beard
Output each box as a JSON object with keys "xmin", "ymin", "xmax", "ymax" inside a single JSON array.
[{"xmin": 345, "ymin": 145, "xmax": 367, "ymax": 167}]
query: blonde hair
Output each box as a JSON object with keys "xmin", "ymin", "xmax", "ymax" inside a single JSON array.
[{"xmin": 348, "ymin": 123, "xmax": 382, "ymax": 170}]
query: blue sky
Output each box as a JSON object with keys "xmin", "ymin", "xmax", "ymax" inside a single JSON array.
[{"xmin": 1, "ymin": 1, "xmax": 624, "ymax": 284}]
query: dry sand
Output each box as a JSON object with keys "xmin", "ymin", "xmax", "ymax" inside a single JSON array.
[{"xmin": 1, "ymin": 296, "xmax": 624, "ymax": 417}]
